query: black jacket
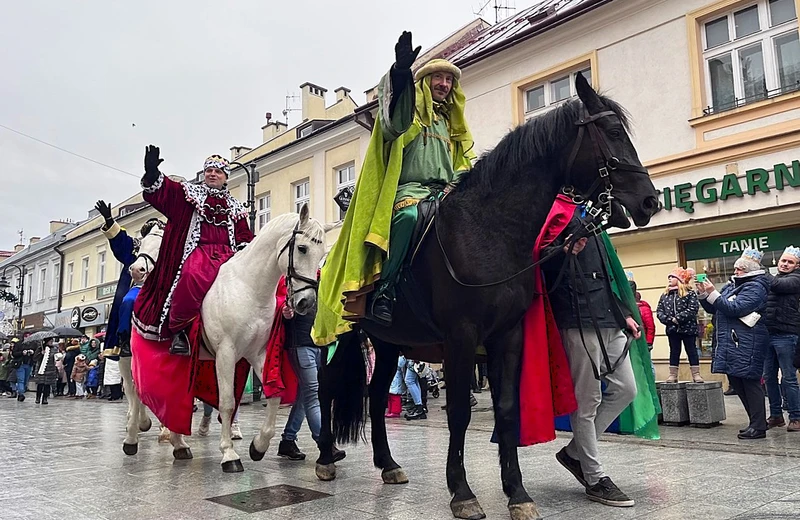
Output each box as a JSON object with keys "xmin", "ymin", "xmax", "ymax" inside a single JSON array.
[
  {"xmin": 11, "ymin": 341, "xmax": 35, "ymax": 367},
  {"xmin": 286, "ymin": 309, "xmax": 315, "ymax": 349},
  {"xmin": 764, "ymin": 270, "xmax": 800, "ymax": 335},
  {"xmin": 656, "ymin": 290, "xmax": 699, "ymax": 336},
  {"xmin": 543, "ymin": 225, "xmax": 629, "ymax": 330}
]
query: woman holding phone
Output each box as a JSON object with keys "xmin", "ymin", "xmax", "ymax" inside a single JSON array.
[
  {"xmin": 657, "ymin": 267, "xmax": 701, "ymax": 383},
  {"xmin": 697, "ymin": 248, "xmax": 770, "ymax": 439}
]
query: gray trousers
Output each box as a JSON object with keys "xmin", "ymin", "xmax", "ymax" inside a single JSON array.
[{"xmin": 561, "ymin": 328, "xmax": 637, "ymax": 486}]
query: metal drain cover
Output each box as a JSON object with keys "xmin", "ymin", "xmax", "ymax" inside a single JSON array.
[{"xmin": 207, "ymin": 484, "xmax": 331, "ymax": 513}]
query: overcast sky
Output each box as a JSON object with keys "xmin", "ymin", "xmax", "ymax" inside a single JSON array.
[{"xmin": 0, "ymin": 0, "xmax": 543, "ymax": 249}]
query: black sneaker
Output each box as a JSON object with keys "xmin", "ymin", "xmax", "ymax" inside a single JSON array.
[
  {"xmin": 556, "ymin": 448, "xmax": 588, "ymax": 488},
  {"xmin": 737, "ymin": 428, "xmax": 766, "ymax": 440},
  {"xmin": 586, "ymin": 477, "xmax": 634, "ymax": 507},
  {"xmin": 405, "ymin": 405, "xmax": 427, "ymax": 421},
  {"xmin": 277, "ymin": 440, "xmax": 306, "ymax": 460},
  {"xmin": 332, "ymin": 445, "xmax": 346, "ymax": 463}
]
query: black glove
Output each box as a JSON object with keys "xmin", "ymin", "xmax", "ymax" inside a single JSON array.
[
  {"xmin": 95, "ymin": 200, "xmax": 113, "ymax": 228},
  {"xmin": 143, "ymin": 145, "xmax": 163, "ymax": 187},
  {"xmin": 394, "ymin": 31, "xmax": 421, "ymax": 72}
]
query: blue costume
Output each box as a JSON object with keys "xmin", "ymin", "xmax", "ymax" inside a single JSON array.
[{"xmin": 102, "ymin": 221, "xmax": 138, "ymax": 359}]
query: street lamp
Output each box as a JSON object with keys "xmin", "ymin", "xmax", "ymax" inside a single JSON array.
[
  {"xmin": 0, "ymin": 264, "xmax": 26, "ymax": 334},
  {"xmin": 230, "ymin": 161, "xmax": 260, "ymax": 232}
]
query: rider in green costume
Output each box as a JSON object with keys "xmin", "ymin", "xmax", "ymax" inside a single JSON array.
[{"xmin": 312, "ymin": 31, "xmax": 474, "ymax": 342}]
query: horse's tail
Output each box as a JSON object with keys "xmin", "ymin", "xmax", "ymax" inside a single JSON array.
[{"xmin": 328, "ymin": 329, "xmax": 367, "ymax": 444}]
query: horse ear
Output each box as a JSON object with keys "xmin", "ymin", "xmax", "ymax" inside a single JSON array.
[
  {"xmin": 323, "ymin": 221, "xmax": 342, "ymax": 233},
  {"xmin": 299, "ymin": 203, "xmax": 310, "ymax": 227},
  {"xmin": 575, "ymin": 71, "xmax": 603, "ymax": 113}
]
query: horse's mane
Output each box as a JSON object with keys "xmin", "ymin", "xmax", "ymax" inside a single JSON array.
[{"xmin": 458, "ymin": 95, "xmax": 630, "ymax": 193}]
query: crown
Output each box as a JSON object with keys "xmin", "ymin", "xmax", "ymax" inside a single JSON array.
[
  {"xmin": 203, "ymin": 155, "xmax": 231, "ymax": 175},
  {"xmin": 784, "ymin": 245, "xmax": 800, "ymax": 259},
  {"xmin": 741, "ymin": 248, "xmax": 764, "ymax": 263}
]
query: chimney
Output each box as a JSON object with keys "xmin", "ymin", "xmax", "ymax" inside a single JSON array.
[
  {"xmin": 229, "ymin": 146, "xmax": 252, "ymax": 161},
  {"xmin": 334, "ymin": 87, "xmax": 351, "ymax": 103},
  {"xmin": 29, "ymin": 237, "xmax": 40, "ymax": 245},
  {"xmin": 261, "ymin": 119, "xmax": 288, "ymax": 143},
  {"xmin": 14, "ymin": 244, "xmax": 24, "ymax": 252},
  {"xmin": 299, "ymin": 82, "xmax": 327, "ymax": 121},
  {"xmin": 49, "ymin": 220, "xmax": 69, "ymax": 234}
]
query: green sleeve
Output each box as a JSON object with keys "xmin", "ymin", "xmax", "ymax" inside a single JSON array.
[{"xmin": 377, "ymin": 71, "xmax": 415, "ymax": 142}]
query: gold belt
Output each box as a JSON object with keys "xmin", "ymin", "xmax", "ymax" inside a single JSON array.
[{"xmin": 393, "ymin": 198, "xmax": 421, "ymax": 212}]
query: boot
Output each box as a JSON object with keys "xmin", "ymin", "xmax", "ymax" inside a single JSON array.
[
  {"xmin": 42, "ymin": 387, "xmax": 49, "ymax": 405},
  {"xmin": 277, "ymin": 439, "xmax": 306, "ymax": 460},
  {"xmin": 170, "ymin": 330, "xmax": 191, "ymax": 356},
  {"xmin": 690, "ymin": 366, "xmax": 704, "ymax": 383},
  {"xmin": 370, "ymin": 295, "xmax": 393, "ymax": 326},
  {"xmin": 666, "ymin": 366, "xmax": 679, "ymax": 383},
  {"xmin": 35, "ymin": 386, "xmax": 42, "ymax": 404},
  {"xmin": 385, "ymin": 394, "xmax": 401, "ymax": 418},
  {"xmin": 405, "ymin": 404, "xmax": 427, "ymax": 421}
]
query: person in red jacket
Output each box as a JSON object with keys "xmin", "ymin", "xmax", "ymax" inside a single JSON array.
[{"xmin": 628, "ymin": 274, "xmax": 656, "ymax": 377}]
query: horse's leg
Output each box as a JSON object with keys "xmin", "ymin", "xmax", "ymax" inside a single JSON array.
[
  {"xmin": 119, "ymin": 357, "xmax": 142, "ymax": 455},
  {"xmin": 170, "ymin": 432, "xmax": 193, "ymax": 460},
  {"xmin": 315, "ymin": 345, "xmax": 338, "ymax": 481},
  {"xmin": 368, "ymin": 339, "xmax": 406, "ymax": 484},
  {"xmin": 215, "ymin": 343, "xmax": 243, "ymax": 473},
  {"xmin": 443, "ymin": 328, "xmax": 485, "ymax": 520},
  {"xmin": 246, "ymin": 350, "xmax": 280, "ymax": 462},
  {"xmin": 485, "ymin": 325, "xmax": 541, "ymax": 520}
]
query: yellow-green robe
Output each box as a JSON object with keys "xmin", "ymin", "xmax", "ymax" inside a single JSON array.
[{"xmin": 312, "ymin": 70, "xmax": 474, "ymax": 345}]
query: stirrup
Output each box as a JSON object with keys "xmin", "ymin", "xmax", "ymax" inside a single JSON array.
[
  {"xmin": 169, "ymin": 330, "xmax": 191, "ymax": 356},
  {"xmin": 369, "ymin": 295, "xmax": 393, "ymax": 326}
]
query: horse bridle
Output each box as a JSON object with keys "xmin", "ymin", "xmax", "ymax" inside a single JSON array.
[
  {"xmin": 562, "ymin": 106, "xmax": 649, "ymax": 230},
  {"xmin": 278, "ymin": 222, "xmax": 322, "ymax": 304},
  {"xmin": 133, "ymin": 230, "xmax": 164, "ymax": 276}
]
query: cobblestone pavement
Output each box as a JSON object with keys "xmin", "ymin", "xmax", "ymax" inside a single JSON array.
[{"xmin": 2, "ymin": 391, "xmax": 799, "ymax": 519}]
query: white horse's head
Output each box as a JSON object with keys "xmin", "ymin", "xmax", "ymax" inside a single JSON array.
[
  {"xmin": 275, "ymin": 204, "xmax": 326, "ymax": 315},
  {"xmin": 129, "ymin": 219, "xmax": 165, "ymax": 284}
]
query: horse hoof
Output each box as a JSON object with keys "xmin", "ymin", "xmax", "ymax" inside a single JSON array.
[
  {"xmin": 316, "ymin": 463, "xmax": 337, "ymax": 481},
  {"xmin": 173, "ymin": 447, "xmax": 193, "ymax": 460},
  {"xmin": 249, "ymin": 440, "xmax": 265, "ymax": 461},
  {"xmin": 381, "ymin": 468, "xmax": 409, "ymax": 484},
  {"xmin": 509, "ymin": 502, "xmax": 542, "ymax": 520},
  {"xmin": 140, "ymin": 418, "xmax": 152, "ymax": 432},
  {"xmin": 222, "ymin": 459, "xmax": 244, "ymax": 473},
  {"xmin": 122, "ymin": 443, "xmax": 138, "ymax": 456},
  {"xmin": 451, "ymin": 498, "xmax": 486, "ymax": 520}
]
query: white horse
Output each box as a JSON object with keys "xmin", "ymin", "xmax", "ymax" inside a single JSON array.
[
  {"xmin": 160, "ymin": 205, "xmax": 327, "ymax": 472},
  {"xmin": 121, "ymin": 222, "xmax": 166, "ymax": 454}
]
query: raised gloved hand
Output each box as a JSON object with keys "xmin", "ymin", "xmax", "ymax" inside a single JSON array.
[
  {"xmin": 143, "ymin": 145, "xmax": 163, "ymax": 186},
  {"xmin": 95, "ymin": 200, "xmax": 113, "ymax": 228},
  {"xmin": 394, "ymin": 31, "xmax": 421, "ymax": 72}
]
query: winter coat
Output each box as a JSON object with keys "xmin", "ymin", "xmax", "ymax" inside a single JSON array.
[
  {"xmin": 11, "ymin": 341, "xmax": 35, "ymax": 367},
  {"xmin": 637, "ymin": 299, "xmax": 656, "ymax": 346},
  {"xmin": 0, "ymin": 352, "xmax": 10, "ymax": 380},
  {"xmin": 103, "ymin": 358, "xmax": 121, "ymax": 386},
  {"xmin": 700, "ymin": 272, "xmax": 770, "ymax": 380},
  {"xmin": 86, "ymin": 341, "xmax": 101, "ymax": 363},
  {"xmin": 33, "ymin": 345, "xmax": 59, "ymax": 386},
  {"xmin": 79, "ymin": 341, "xmax": 90, "ymax": 357},
  {"xmin": 64, "ymin": 345, "xmax": 80, "ymax": 379},
  {"xmin": 86, "ymin": 367, "xmax": 100, "ymax": 387},
  {"xmin": 764, "ymin": 270, "xmax": 800, "ymax": 335},
  {"xmin": 71, "ymin": 361, "xmax": 89, "ymax": 383},
  {"xmin": 657, "ymin": 289, "xmax": 699, "ymax": 336}
]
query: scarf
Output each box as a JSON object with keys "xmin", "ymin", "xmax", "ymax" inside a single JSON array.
[{"xmin": 37, "ymin": 346, "xmax": 51, "ymax": 375}]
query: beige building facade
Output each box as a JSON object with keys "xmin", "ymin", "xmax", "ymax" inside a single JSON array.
[{"xmin": 449, "ymin": 0, "xmax": 800, "ymax": 379}]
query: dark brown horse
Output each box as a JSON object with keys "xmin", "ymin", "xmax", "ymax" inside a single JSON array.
[{"xmin": 314, "ymin": 74, "xmax": 660, "ymax": 520}]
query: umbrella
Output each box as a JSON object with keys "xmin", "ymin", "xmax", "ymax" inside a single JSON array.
[
  {"xmin": 52, "ymin": 326, "xmax": 84, "ymax": 338},
  {"xmin": 93, "ymin": 331, "xmax": 106, "ymax": 339},
  {"xmin": 22, "ymin": 330, "xmax": 58, "ymax": 344}
]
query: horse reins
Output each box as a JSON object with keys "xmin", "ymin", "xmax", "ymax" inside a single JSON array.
[
  {"xmin": 278, "ymin": 222, "xmax": 322, "ymax": 303},
  {"xmin": 133, "ymin": 230, "xmax": 164, "ymax": 276}
]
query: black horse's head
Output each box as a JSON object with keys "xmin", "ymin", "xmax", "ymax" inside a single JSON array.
[{"xmin": 567, "ymin": 73, "xmax": 660, "ymax": 228}]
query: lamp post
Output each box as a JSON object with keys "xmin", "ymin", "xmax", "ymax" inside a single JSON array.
[
  {"xmin": 0, "ymin": 264, "xmax": 26, "ymax": 335},
  {"xmin": 230, "ymin": 161, "xmax": 260, "ymax": 232}
]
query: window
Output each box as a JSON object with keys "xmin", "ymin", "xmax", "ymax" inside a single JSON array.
[
  {"xmin": 702, "ymin": 0, "xmax": 799, "ymax": 114},
  {"xmin": 257, "ymin": 192, "xmax": 271, "ymax": 231},
  {"xmin": 51, "ymin": 263, "xmax": 60, "ymax": 298},
  {"xmin": 293, "ymin": 179, "xmax": 310, "ymax": 213},
  {"xmin": 299, "ymin": 126, "xmax": 313, "ymax": 138},
  {"xmin": 81, "ymin": 257, "xmax": 89, "ymax": 289},
  {"xmin": 97, "ymin": 250, "xmax": 106, "ymax": 284},
  {"xmin": 524, "ymin": 67, "xmax": 592, "ymax": 115},
  {"xmin": 336, "ymin": 164, "xmax": 356, "ymax": 220},
  {"xmin": 38, "ymin": 267, "xmax": 47, "ymax": 301},
  {"xmin": 66, "ymin": 262, "xmax": 74, "ymax": 292},
  {"xmin": 25, "ymin": 272, "xmax": 32, "ymax": 304}
]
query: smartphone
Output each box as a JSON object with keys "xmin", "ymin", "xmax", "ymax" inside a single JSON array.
[{"xmin": 696, "ymin": 273, "xmax": 708, "ymax": 283}]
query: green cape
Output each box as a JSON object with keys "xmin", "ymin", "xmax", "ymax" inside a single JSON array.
[
  {"xmin": 603, "ymin": 232, "xmax": 661, "ymax": 439},
  {"xmin": 312, "ymin": 75, "xmax": 474, "ymax": 346}
]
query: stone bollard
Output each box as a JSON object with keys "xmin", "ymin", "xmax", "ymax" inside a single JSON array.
[
  {"xmin": 686, "ymin": 381, "xmax": 726, "ymax": 428},
  {"xmin": 659, "ymin": 382, "xmax": 690, "ymax": 426}
]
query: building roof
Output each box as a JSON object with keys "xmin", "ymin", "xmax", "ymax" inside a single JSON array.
[
  {"xmin": 0, "ymin": 222, "xmax": 79, "ymax": 268},
  {"xmin": 450, "ymin": 0, "xmax": 613, "ymax": 68}
]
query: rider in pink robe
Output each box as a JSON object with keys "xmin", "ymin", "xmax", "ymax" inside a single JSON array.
[{"xmin": 133, "ymin": 147, "xmax": 253, "ymax": 354}]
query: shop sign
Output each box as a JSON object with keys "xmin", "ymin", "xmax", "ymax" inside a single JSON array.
[
  {"xmin": 661, "ymin": 160, "xmax": 800, "ymax": 213},
  {"xmin": 70, "ymin": 307, "xmax": 81, "ymax": 328},
  {"xmin": 96, "ymin": 281, "xmax": 116, "ymax": 300},
  {"xmin": 684, "ymin": 227, "xmax": 800, "ymax": 261}
]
